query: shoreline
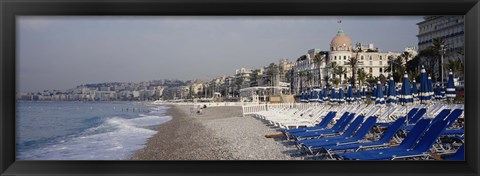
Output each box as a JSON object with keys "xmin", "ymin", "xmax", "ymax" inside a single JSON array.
[
  {"xmin": 131, "ymin": 105, "xmax": 236, "ymax": 160},
  {"xmin": 131, "ymin": 105, "xmax": 301, "ymax": 160}
]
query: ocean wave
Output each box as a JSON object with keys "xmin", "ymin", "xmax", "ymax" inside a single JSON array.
[{"xmin": 17, "ymin": 105, "xmax": 171, "ymax": 160}]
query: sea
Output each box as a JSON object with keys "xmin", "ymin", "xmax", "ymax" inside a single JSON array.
[{"xmin": 16, "ymin": 101, "xmax": 172, "ymax": 160}]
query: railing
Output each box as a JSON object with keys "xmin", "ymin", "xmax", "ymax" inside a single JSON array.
[
  {"xmin": 153, "ymin": 101, "xmax": 261, "ymax": 107},
  {"xmin": 241, "ymin": 103, "xmax": 324, "ymax": 117}
]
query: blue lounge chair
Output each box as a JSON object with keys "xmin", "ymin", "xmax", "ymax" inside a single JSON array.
[
  {"xmin": 288, "ymin": 112, "xmax": 349, "ymax": 135},
  {"xmin": 443, "ymin": 109, "xmax": 463, "ymax": 126},
  {"xmin": 376, "ymin": 108, "xmax": 417, "ymax": 127},
  {"xmin": 407, "ymin": 108, "xmax": 426, "ymax": 125},
  {"xmin": 321, "ymin": 117, "xmax": 406, "ymax": 158},
  {"xmin": 291, "ymin": 113, "xmax": 356, "ymax": 140},
  {"xmin": 305, "ymin": 116, "xmax": 378, "ymax": 154},
  {"xmin": 283, "ymin": 111, "xmax": 338, "ymax": 134},
  {"xmin": 337, "ymin": 119, "xmax": 448, "ymax": 160},
  {"xmin": 335, "ymin": 119, "xmax": 431, "ymax": 160},
  {"xmin": 443, "ymin": 128, "xmax": 464, "ymax": 136},
  {"xmin": 296, "ymin": 115, "xmax": 365, "ymax": 146},
  {"xmin": 444, "ymin": 145, "xmax": 464, "ymax": 160},
  {"xmin": 298, "ymin": 116, "xmax": 369, "ymax": 147},
  {"xmin": 401, "ymin": 109, "xmax": 450, "ymax": 131}
]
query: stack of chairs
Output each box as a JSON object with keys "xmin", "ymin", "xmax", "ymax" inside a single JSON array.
[{"xmin": 248, "ymin": 102, "xmax": 464, "ymax": 160}]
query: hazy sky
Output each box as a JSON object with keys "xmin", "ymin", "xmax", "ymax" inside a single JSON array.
[{"xmin": 17, "ymin": 16, "xmax": 423, "ymax": 92}]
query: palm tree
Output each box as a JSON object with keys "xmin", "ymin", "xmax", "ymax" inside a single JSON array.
[
  {"xmin": 357, "ymin": 68, "xmax": 367, "ymax": 88},
  {"xmin": 385, "ymin": 56, "xmax": 406, "ymax": 82},
  {"xmin": 297, "ymin": 55, "xmax": 308, "ymax": 62},
  {"xmin": 334, "ymin": 66, "xmax": 347, "ymax": 85},
  {"xmin": 366, "ymin": 76, "xmax": 377, "ymax": 87},
  {"xmin": 455, "ymin": 48, "xmax": 465, "ymax": 81},
  {"xmin": 235, "ymin": 79, "xmax": 243, "ymax": 96},
  {"xmin": 306, "ymin": 71, "xmax": 313, "ymax": 89},
  {"xmin": 347, "ymin": 57, "xmax": 359, "ymax": 88},
  {"xmin": 331, "ymin": 75, "xmax": 341, "ymax": 88},
  {"xmin": 250, "ymin": 69, "xmax": 260, "ymax": 86},
  {"xmin": 418, "ymin": 47, "xmax": 436, "ymax": 77},
  {"xmin": 285, "ymin": 71, "xmax": 292, "ymax": 85},
  {"xmin": 324, "ymin": 60, "xmax": 338, "ymax": 87},
  {"xmin": 349, "ymin": 43, "xmax": 362, "ymax": 88},
  {"xmin": 298, "ymin": 71, "xmax": 305, "ymax": 92},
  {"xmin": 401, "ymin": 51, "xmax": 413, "ymax": 62},
  {"xmin": 406, "ymin": 56, "xmax": 421, "ymax": 82},
  {"xmin": 267, "ymin": 63, "xmax": 278, "ymax": 95},
  {"xmin": 444, "ymin": 59, "xmax": 463, "ymax": 78},
  {"xmin": 313, "ymin": 52, "xmax": 326, "ymax": 88},
  {"xmin": 378, "ymin": 74, "xmax": 387, "ymax": 84},
  {"xmin": 432, "ymin": 38, "xmax": 447, "ymax": 82}
]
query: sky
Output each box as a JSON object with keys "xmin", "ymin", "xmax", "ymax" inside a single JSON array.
[{"xmin": 17, "ymin": 16, "xmax": 423, "ymax": 92}]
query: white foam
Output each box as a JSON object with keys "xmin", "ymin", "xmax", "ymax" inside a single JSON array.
[{"xmin": 17, "ymin": 106, "xmax": 171, "ymax": 160}]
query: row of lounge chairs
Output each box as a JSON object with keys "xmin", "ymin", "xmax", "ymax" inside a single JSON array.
[{"xmin": 252, "ymin": 103, "xmax": 464, "ymax": 160}]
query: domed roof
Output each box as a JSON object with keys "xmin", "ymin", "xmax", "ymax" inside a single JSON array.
[{"xmin": 330, "ymin": 28, "xmax": 352, "ymax": 51}]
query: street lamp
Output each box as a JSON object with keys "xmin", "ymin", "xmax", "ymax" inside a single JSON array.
[{"xmin": 440, "ymin": 44, "xmax": 446, "ymax": 87}]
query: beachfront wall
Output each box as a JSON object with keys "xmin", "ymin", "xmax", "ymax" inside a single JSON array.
[{"xmin": 242, "ymin": 103, "xmax": 322, "ymax": 117}]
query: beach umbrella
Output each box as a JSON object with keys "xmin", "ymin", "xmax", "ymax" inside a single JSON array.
[
  {"xmin": 375, "ymin": 81, "xmax": 385, "ymax": 105},
  {"xmin": 434, "ymin": 84, "xmax": 442, "ymax": 100},
  {"xmin": 427, "ymin": 76, "xmax": 434, "ymax": 99},
  {"xmin": 299, "ymin": 91, "xmax": 303, "ymax": 102},
  {"xmin": 440, "ymin": 87, "xmax": 446, "ymax": 100},
  {"xmin": 371, "ymin": 87, "xmax": 377, "ymax": 101},
  {"xmin": 305, "ymin": 91, "xmax": 310, "ymax": 103},
  {"xmin": 338, "ymin": 87, "xmax": 346, "ymax": 104},
  {"xmin": 399, "ymin": 72, "xmax": 413, "ymax": 105},
  {"xmin": 419, "ymin": 66, "xmax": 431, "ymax": 104},
  {"xmin": 330, "ymin": 88, "xmax": 337, "ymax": 103},
  {"xmin": 384, "ymin": 84, "xmax": 389, "ymax": 100},
  {"xmin": 347, "ymin": 85, "xmax": 354, "ymax": 103},
  {"xmin": 396, "ymin": 86, "xmax": 401, "ymax": 100},
  {"xmin": 446, "ymin": 70, "xmax": 456, "ymax": 100},
  {"xmin": 309, "ymin": 91, "xmax": 314, "ymax": 102},
  {"xmin": 399, "ymin": 72, "xmax": 413, "ymax": 124},
  {"xmin": 323, "ymin": 86, "xmax": 329, "ymax": 102},
  {"xmin": 362, "ymin": 86, "xmax": 366, "ymax": 100},
  {"xmin": 387, "ymin": 77, "xmax": 397, "ymax": 104},
  {"xmin": 315, "ymin": 89, "xmax": 322, "ymax": 103},
  {"xmin": 356, "ymin": 88, "xmax": 361, "ymax": 103},
  {"xmin": 301, "ymin": 91, "xmax": 308, "ymax": 103},
  {"xmin": 411, "ymin": 79, "xmax": 418, "ymax": 101},
  {"xmin": 300, "ymin": 91, "xmax": 304, "ymax": 102},
  {"xmin": 309, "ymin": 89, "xmax": 318, "ymax": 102},
  {"xmin": 318, "ymin": 89, "xmax": 324, "ymax": 103}
]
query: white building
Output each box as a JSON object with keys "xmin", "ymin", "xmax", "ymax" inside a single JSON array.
[
  {"xmin": 235, "ymin": 68, "xmax": 252, "ymax": 87},
  {"xmin": 292, "ymin": 28, "xmax": 406, "ymax": 94},
  {"xmin": 417, "ymin": 16, "xmax": 464, "ymax": 61}
]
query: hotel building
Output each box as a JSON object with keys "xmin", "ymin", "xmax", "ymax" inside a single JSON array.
[
  {"xmin": 291, "ymin": 28, "xmax": 415, "ymax": 94},
  {"xmin": 417, "ymin": 16, "xmax": 464, "ymax": 61}
]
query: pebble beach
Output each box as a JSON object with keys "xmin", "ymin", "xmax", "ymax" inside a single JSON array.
[{"xmin": 131, "ymin": 105, "xmax": 302, "ymax": 160}]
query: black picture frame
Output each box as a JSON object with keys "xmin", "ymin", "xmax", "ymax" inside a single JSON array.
[{"xmin": 1, "ymin": 0, "xmax": 479, "ymax": 175}]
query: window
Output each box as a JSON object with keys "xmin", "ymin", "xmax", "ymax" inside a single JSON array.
[
  {"xmin": 380, "ymin": 56, "xmax": 383, "ymax": 60},
  {"xmin": 344, "ymin": 56, "xmax": 346, "ymax": 60},
  {"xmin": 334, "ymin": 56, "xmax": 337, "ymax": 60},
  {"xmin": 379, "ymin": 61, "xmax": 383, "ymax": 65},
  {"xmin": 369, "ymin": 68, "xmax": 373, "ymax": 73},
  {"xmin": 369, "ymin": 56, "xmax": 372, "ymax": 60},
  {"xmin": 361, "ymin": 56, "xmax": 364, "ymax": 60},
  {"xmin": 379, "ymin": 68, "xmax": 383, "ymax": 72},
  {"xmin": 370, "ymin": 61, "xmax": 372, "ymax": 65}
]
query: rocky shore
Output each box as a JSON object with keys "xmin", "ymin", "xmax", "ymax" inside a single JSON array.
[{"xmin": 131, "ymin": 105, "xmax": 302, "ymax": 160}]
